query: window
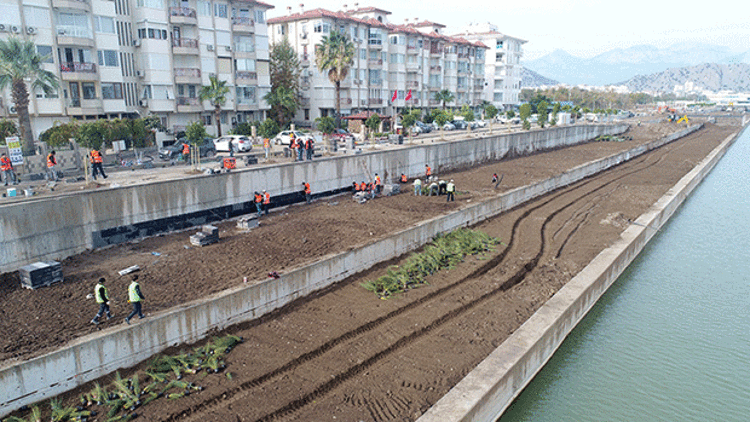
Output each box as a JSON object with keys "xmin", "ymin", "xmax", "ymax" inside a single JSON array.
[
  {"xmin": 23, "ymin": 6, "xmax": 50, "ymax": 28},
  {"xmin": 136, "ymin": 0, "xmax": 164, "ymax": 8},
  {"xmin": 102, "ymin": 83, "xmax": 123, "ymax": 99},
  {"xmin": 235, "ymin": 58, "xmax": 255, "ymax": 71},
  {"xmin": 82, "ymin": 83, "xmax": 96, "ymax": 100},
  {"xmin": 277, "ymin": 25, "xmax": 285, "ymax": 35},
  {"xmin": 36, "ymin": 45, "xmax": 54, "ymax": 63},
  {"xmin": 197, "ymin": 1, "xmax": 211, "ymax": 16},
  {"xmin": 254, "ymin": 10, "xmax": 265, "ymax": 23},
  {"xmin": 35, "ymin": 87, "xmax": 59, "ymax": 99},
  {"xmin": 236, "ymin": 86, "xmax": 256, "ymax": 102},
  {"xmin": 177, "ymin": 84, "xmax": 198, "ymax": 98},
  {"xmin": 142, "ymin": 85, "xmax": 152, "ymax": 99},
  {"xmin": 202, "ymin": 115, "xmax": 212, "ymax": 126},
  {"xmin": 389, "ymin": 54, "xmax": 404, "ymax": 64},
  {"xmin": 216, "ymin": 31, "xmax": 231, "ymax": 47},
  {"xmin": 496, "ymin": 40, "xmax": 503, "ymax": 49},
  {"xmin": 313, "ymin": 21, "xmax": 330, "ymax": 33},
  {"xmin": 97, "ymin": 50, "xmax": 119, "ymax": 67},
  {"xmin": 58, "ymin": 12, "xmax": 89, "ymax": 28},
  {"xmin": 359, "ymin": 48, "xmax": 366, "ymax": 60},
  {"xmin": 214, "ymin": 3, "xmax": 227, "ymax": 18},
  {"xmin": 94, "ymin": 16, "xmax": 115, "ymax": 34}
]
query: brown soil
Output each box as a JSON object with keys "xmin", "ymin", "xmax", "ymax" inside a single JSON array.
[{"xmin": 1, "ymin": 119, "xmax": 742, "ymax": 422}]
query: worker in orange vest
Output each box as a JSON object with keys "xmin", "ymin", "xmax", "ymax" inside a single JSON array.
[
  {"xmin": 181, "ymin": 142, "xmax": 190, "ymax": 161},
  {"xmin": 303, "ymin": 181, "xmax": 311, "ymax": 203},
  {"xmin": 263, "ymin": 137, "xmax": 271, "ymax": 160},
  {"xmin": 46, "ymin": 150, "xmax": 60, "ymax": 181},
  {"xmin": 1, "ymin": 152, "xmax": 18, "ymax": 186},
  {"xmin": 425, "ymin": 164, "xmax": 432, "ymax": 178},
  {"xmin": 254, "ymin": 191, "xmax": 263, "ymax": 217},
  {"xmin": 359, "ymin": 181, "xmax": 367, "ymax": 192},
  {"xmin": 374, "ymin": 173, "xmax": 382, "ymax": 195},
  {"xmin": 263, "ymin": 190, "xmax": 271, "ymax": 215},
  {"xmin": 90, "ymin": 149, "xmax": 107, "ymax": 180},
  {"xmin": 353, "ymin": 181, "xmax": 359, "ymax": 192},
  {"xmin": 400, "ymin": 173, "xmax": 407, "ymax": 183},
  {"xmin": 305, "ymin": 137, "xmax": 314, "ymax": 161}
]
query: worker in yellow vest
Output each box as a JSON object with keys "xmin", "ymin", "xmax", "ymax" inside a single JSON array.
[
  {"xmin": 90, "ymin": 149, "xmax": 107, "ymax": 180},
  {"xmin": 125, "ymin": 275, "xmax": 145, "ymax": 324},
  {"xmin": 90, "ymin": 277, "xmax": 113, "ymax": 325}
]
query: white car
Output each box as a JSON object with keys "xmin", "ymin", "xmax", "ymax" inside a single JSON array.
[
  {"xmin": 214, "ymin": 135, "xmax": 252, "ymax": 152},
  {"xmin": 273, "ymin": 130, "xmax": 313, "ymax": 146}
]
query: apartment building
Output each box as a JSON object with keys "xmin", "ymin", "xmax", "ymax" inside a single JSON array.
[
  {"xmin": 455, "ymin": 22, "xmax": 526, "ymax": 111},
  {"xmin": 0, "ymin": 0, "xmax": 272, "ymax": 141},
  {"xmin": 267, "ymin": 6, "xmax": 489, "ymax": 125}
]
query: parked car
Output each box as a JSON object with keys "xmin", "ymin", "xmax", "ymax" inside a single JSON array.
[
  {"xmin": 442, "ymin": 122, "xmax": 456, "ymax": 131},
  {"xmin": 473, "ymin": 120, "xmax": 487, "ymax": 128},
  {"xmin": 273, "ymin": 130, "xmax": 313, "ymax": 146},
  {"xmin": 214, "ymin": 135, "xmax": 252, "ymax": 152},
  {"xmin": 452, "ymin": 120, "xmax": 469, "ymax": 130},
  {"xmin": 331, "ymin": 128, "xmax": 355, "ymax": 143},
  {"xmin": 498, "ymin": 115, "xmax": 521, "ymax": 124},
  {"xmin": 159, "ymin": 137, "xmax": 217, "ymax": 161},
  {"xmin": 415, "ymin": 121, "xmax": 433, "ymax": 133}
]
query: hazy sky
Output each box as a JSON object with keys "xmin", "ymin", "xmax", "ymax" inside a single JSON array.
[{"xmin": 267, "ymin": 0, "xmax": 750, "ymax": 60}]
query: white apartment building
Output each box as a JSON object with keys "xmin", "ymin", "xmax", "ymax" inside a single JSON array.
[
  {"xmin": 268, "ymin": 6, "xmax": 489, "ymax": 125},
  {"xmin": 0, "ymin": 0, "xmax": 272, "ymax": 141},
  {"xmin": 455, "ymin": 22, "xmax": 525, "ymax": 111}
]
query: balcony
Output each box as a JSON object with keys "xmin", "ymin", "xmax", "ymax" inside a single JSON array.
[
  {"xmin": 368, "ymin": 58, "xmax": 382, "ymax": 66},
  {"xmin": 368, "ymin": 39, "xmax": 383, "ymax": 49},
  {"xmin": 169, "ymin": 7, "xmax": 197, "ymax": 25},
  {"xmin": 56, "ymin": 26, "xmax": 94, "ymax": 47},
  {"xmin": 300, "ymin": 78, "xmax": 310, "ymax": 89},
  {"xmin": 429, "ymin": 99, "xmax": 441, "ymax": 106},
  {"xmin": 406, "ymin": 80, "xmax": 419, "ymax": 88},
  {"xmin": 174, "ymin": 67, "xmax": 201, "ymax": 84},
  {"xmin": 369, "ymin": 78, "xmax": 382, "ymax": 86},
  {"xmin": 299, "ymin": 97, "xmax": 310, "ymax": 107},
  {"xmin": 59, "ymin": 62, "xmax": 97, "ymax": 81},
  {"xmin": 67, "ymin": 98, "xmax": 103, "ymax": 115},
  {"xmin": 406, "ymin": 62, "xmax": 420, "ymax": 71},
  {"xmin": 300, "ymin": 54, "xmax": 310, "ymax": 67},
  {"xmin": 235, "ymin": 71, "xmax": 257, "ymax": 82},
  {"xmin": 429, "ymin": 65, "xmax": 441, "ymax": 73},
  {"xmin": 457, "ymin": 85, "xmax": 467, "ymax": 92},
  {"xmin": 430, "ymin": 47, "xmax": 443, "ymax": 57},
  {"xmin": 172, "ymin": 38, "xmax": 199, "ymax": 55},
  {"xmin": 236, "ymin": 97, "xmax": 257, "ymax": 110},
  {"xmin": 368, "ymin": 98, "xmax": 382, "ymax": 105},
  {"xmin": 428, "ymin": 85, "xmax": 440, "ymax": 92},
  {"xmin": 176, "ymin": 97, "xmax": 202, "ymax": 112},
  {"xmin": 232, "ymin": 17, "xmax": 255, "ymax": 33},
  {"xmin": 52, "ymin": 0, "xmax": 89, "ymax": 12},
  {"xmin": 340, "ymin": 98, "xmax": 352, "ymax": 105}
]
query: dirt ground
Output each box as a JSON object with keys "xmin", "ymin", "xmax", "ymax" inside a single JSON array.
[{"xmin": 1, "ymin": 118, "xmax": 743, "ymax": 421}]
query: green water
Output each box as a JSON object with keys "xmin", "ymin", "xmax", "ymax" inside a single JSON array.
[{"xmin": 498, "ymin": 127, "xmax": 750, "ymax": 422}]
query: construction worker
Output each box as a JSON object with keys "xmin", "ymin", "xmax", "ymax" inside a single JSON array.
[
  {"xmin": 125, "ymin": 275, "xmax": 145, "ymax": 324},
  {"xmin": 360, "ymin": 181, "xmax": 367, "ymax": 192},
  {"xmin": 305, "ymin": 137, "xmax": 314, "ymax": 161},
  {"xmin": 303, "ymin": 181, "xmax": 311, "ymax": 203},
  {"xmin": 353, "ymin": 181, "xmax": 359, "ymax": 192},
  {"xmin": 374, "ymin": 173, "xmax": 382, "ymax": 195},
  {"xmin": 428, "ymin": 181, "xmax": 439, "ymax": 196},
  {"xmin": 289, "ymin": 134, "xmax": 298, "ymax": 162},
  {"xmin": 90, "ymin": 149, "xmax": 107, "ymax": 180},
  {"xmin": 90, "ymin": 277, "xmax": 113, "ymax": 325},
  {"xmin": 491, "ymin": 173, "xmax": 498, "ymax": 184},
  {"xmin": 438, "ymin": 179, "xmax": 447, "ymax": 195},
  {"xmin": 446, "ymin": 179, "xmax": 456, "ymax": 202},
  {"xmin": 368, "ymin": 181, "xmax": 376, "ymax": 199},
  {"xmin": 1, "ymin": 152, "xmax": 18, "ymax": 186},
  {"xmin": 413, "ymin": 178, "xmax": 422, "ymax": 196},
  {"xmin": 425, "ymin": 164, "xmax": 432, "ymax": 179},
  {"xmin": 297, "ymin": 137, "xmax": 304, "ymax": 161},
  {"xmin": 263, "ymin": 190, "xmax": 271, "ymax": 214},
  {"xmin": 254, "ymin": 191, "xmax": 263, "ymax": 217},
  {"xmin": 400, "ymin": 173, "xmax": 407, "ymax": 183},
  {"xmin": 181, "ymin": 142, "xmax": 190, "ymax": 162},
  {"xmin": 46, "ymin": 150, "xmax": 59, "ymax": 181},
  {"xmin": 263, "ymin": 137, "xmax": 271, "ymax": 160}
]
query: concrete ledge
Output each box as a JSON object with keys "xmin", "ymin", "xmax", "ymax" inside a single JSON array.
[
  {"xmin": 0, "ymin": 124, "xmax": 696, "ymax": 417},
  {"xmin": 415, "ymin": 126, "xmax": 739, "ymax": 422}
]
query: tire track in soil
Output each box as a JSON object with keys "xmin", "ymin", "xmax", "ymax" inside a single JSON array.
[{"xmin": 160, "ymin": 134, "xmax": 688, "ymax": 422}]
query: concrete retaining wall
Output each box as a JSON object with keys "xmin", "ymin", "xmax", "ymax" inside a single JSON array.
[
  {"xmin": 416, "ymin": 126, "xmax": 740, "ymax": 422},
  {"xmin": 0, "ymin": 124, "xmax": 697, "ymax": 417},
  {"xmin": 0, "ymin": 125, "xmax": 625, "ymax": 273}
]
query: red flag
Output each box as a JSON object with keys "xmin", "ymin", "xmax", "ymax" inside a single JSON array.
[
  {"xmin": 405, "ymin": 89, "xmax": 412, "ymax": 101},
  {"xmin": 391, "ymin": 90, "xmax": 398, "ymax": 102}
]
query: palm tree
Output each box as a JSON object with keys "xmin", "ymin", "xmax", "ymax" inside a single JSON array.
[
  {"xmin": 434, "ymin": 89, "xmax": 454, "ymax": 110},
  {"xmin": 263, "ymin": 85, "xmax": 298, "ymax": 127},
  {"xmin": 314, "ymin": 30, "xmax": 354, "ymax": 128},
  {"xmin": 0, "ymin": 38, "xmax": 58, "ymax": 155},
  {"xmin": 199, "ymin": 75, "xmax": 229, "ymax": 136}
]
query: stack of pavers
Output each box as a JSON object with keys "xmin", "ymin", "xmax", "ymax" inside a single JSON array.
[
  {"xmin": 19, "ymin": 261, "xmax": 64, "ymax": 289},
  {"xmin": 190, "ymin": 224, "xmax": 219, "ymax": 246}
]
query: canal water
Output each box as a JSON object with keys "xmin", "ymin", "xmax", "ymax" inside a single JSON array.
[{"xmin": 498, "ymin": 126, "xmax": 750, "ymax": 422}]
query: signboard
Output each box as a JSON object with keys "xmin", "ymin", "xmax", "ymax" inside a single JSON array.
[{"xmin": 5, "ymin": 136, "xmax": 23, "ymax": 166}]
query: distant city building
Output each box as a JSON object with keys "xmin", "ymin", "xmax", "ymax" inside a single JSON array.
[
  {"xmin": 453, "ymin": 22, "xmax": 525, "ymax": 111},
  {"xmin": 268, "ymin": 6, "xmax": 494, "ymax": 124},
  {"xmin": 0, "ymin": 0, "xmax": 273, "ymax": 142}
]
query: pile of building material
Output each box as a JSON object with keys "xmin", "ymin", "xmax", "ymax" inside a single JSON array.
[
  {"xmin": 190, "ymin": 224, "xmax": 219, "ymax": 246},
  {"xmin": 237, "ymin": 215, "xmax": 259, "ymax": 230},
  {"xmin": 19, "ymin": 261, "xmax": 63, "ymax": 290},
  {"xmin": 381, "ymin": 184, "xmax": 400, "ymax": 196}
]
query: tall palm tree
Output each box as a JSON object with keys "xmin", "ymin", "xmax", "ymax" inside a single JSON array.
[
  {"xmin": 263, "ymin": 86, "xmax": 298, "ymax": 127},
  {"xmin": 434, "ymin": 89, "xmax": 454, "ymax": 110},
  {"xmin": 314, "ymin": 30, "xmax": 354, "ymax": 128},
  {"xmin": 0, "ymin": 38, "xmax": 58, "ymax": 155},
  {"xmin": 199, "ymin": 75, "xmax": 229, "ymax": 136}
]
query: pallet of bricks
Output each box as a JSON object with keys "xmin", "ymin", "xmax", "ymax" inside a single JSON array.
[
  {"xmin": 190, "ymin": 224, "xmax": 219, "ymax": 246},
  {"xmin": 19, "ymin": 261, "xmax": 64, "ymax": 289}
]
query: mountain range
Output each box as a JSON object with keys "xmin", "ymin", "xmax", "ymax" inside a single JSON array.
[{"xmin": 523, "ymin": 43, "xmax": 750, "ymax": 89}]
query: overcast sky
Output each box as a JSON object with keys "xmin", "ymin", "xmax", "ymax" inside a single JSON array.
[{"xmin": 267, "ymin": 0, "xmax": 750, "ymax": 60}]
